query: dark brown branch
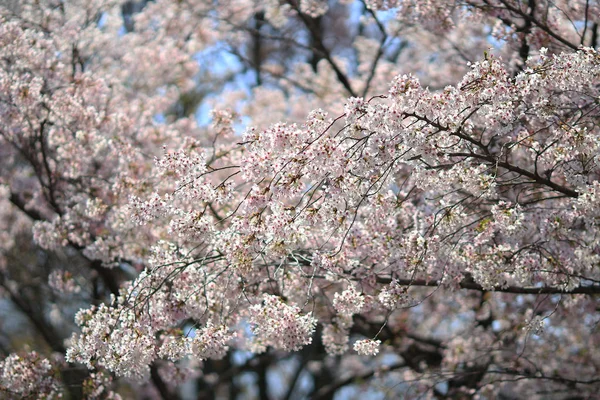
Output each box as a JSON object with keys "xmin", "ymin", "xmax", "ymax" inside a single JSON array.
[
  {"xmin": 360, "ymin": 2, "xmax": 388, "ymax": 97},
  {"xmin": 151, "ymin": 363, "xmax": 181, "ymax": 400},
  {"xmin": 283, "ymin": 358, "xmax": 307, "ymax": 400},
  {"xmin": 486, "ymin": 0, "xmax": 579, "ymax": 50},
  {"xmin": 516, "ymin": 0, "xmax": 534, "ymax": 70},
  {"xmin": 38, "ymin": 119, "xmax": 61, "ymax": 214},
  {"xmin": 256, "ymin": 359, "xmax": 270, "ymax": 400},
  {"xmin": 1, "ymin": 268, "xmax": 93, "ymax": 398},
  {"xmin": 9, "ymin": 190, "xmax": 122, "ymax": 296},
  {"xmin": 375, "ymin": 276, "xmax": 600, "ymax": 295},
  {"xmin": 9, "ymin": 192, "xmax": 44, "ymax": 221},
  {"xmin": 312, "ymin": 362, "xmax": 406, "ymax": 399},
  {"xmin": 251, "ymin": 11, "xmax": 265, "ymax": 86},
  {"xmin": 287, "ymin": 0, "xmax": 357, "ymax": 97},
  {"xmin": 447, "ymin": 151, "xmax": 579, "ymax": 198},
  {"xmin": 0, "ymin": 278, "xmax": 65, "ymax": 353},
  {"xmin": 581, "ymin": 0, "xmax": 591, "ymax": 47},
  {"xmin": 401, "ymin": 111, "xmax": 579, "ymax": 198}
]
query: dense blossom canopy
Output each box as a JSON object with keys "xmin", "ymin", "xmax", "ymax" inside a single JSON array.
[{"xmin": 0, "ymin": 0, "xmax": 599, "ymax": 399}]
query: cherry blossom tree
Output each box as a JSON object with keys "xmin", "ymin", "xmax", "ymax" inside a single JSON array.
[{"xmin": 1, "ymin": 0, "xmax": 599, "ymax": 399}]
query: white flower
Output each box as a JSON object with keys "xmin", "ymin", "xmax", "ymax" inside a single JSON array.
[
  {"xmin": 354, "ymin": 339, "xmax": 381, "ymax": 356},
  {"xmin": 333, "ymin": 285, "xmax": 365, "ymax": 316}
]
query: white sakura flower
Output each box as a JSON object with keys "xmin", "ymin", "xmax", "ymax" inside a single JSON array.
[
  {"xmin": 333, "ymin": 285, "xmax": 365, "ymax": 316},
  {"xmin": 354, "ymin": 339, "xmax": 381, "ymax": 356}
]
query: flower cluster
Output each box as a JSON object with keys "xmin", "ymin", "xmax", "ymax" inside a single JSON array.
[
  {"xmin": 66, "ymin": 304, "xmax": 156, "ymax": 381},
  {"xmin": 321, "ymin": 315, "xmax": 353, "ymax": 355},
  {"xmin": 353, "ymin": 339, "xmax": 381, "ymax": 356},
  {"xmin": 159, "ymin": 323, "xmax": 233, "ymax": 362},
  {"xmin": 333, "ymin": 285, "xmax": 365, "ymax": 316},
  {"xmin": 189, "ymin": 323, "xmax": 233, "ymax": 360},
  {"xmin": 0, "ymin": 352, "xmax": 61, "ymax": 398},
  {"xmin": 48, "ymin": 270, "xmax": 81, "ymax": 294},
  {"xmin": 377, "ymin": 280, "xmax": 412, "ymax": 309},
  {"xmin": 248, "ymin": 295, "xmax": 317, "ymax": 352}
]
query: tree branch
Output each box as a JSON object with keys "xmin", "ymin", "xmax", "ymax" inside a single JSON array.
[
  {"xmin": 287, "ymin": 0, "xmax": 357, "ymax": 97},
  {"xmin": 312, "ymin": 362, "xmax": 406, "ymax": 399},
  {"xmin": 375, "ymin": 276, "xmax": 600, "ymax": 295}
]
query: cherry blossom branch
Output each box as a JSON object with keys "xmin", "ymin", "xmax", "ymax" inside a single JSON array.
[
  {"xmin": 446, "ymin": 151, "xmax": 579, "ymax": 197},
  {"xmin": 477, "ymin": 0, "xmax": 580, "ymax": 50},
  {"xmin": 401, "ymin": 110, "xmax": 580, "ymax": 198},
  {"xmin": 374, "ymin": 276, "xmax": 600, "ymax": 294}
]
